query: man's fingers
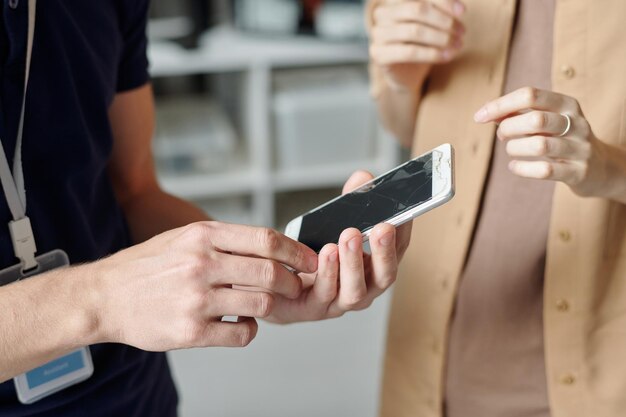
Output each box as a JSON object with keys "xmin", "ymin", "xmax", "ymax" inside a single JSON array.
[
  {"xmin": 203, "ymin": 222, "xmax": 318, "ymax": 273},
  {"xmin": 200, "ymin": 318, "xmax": 258, "ymax": 348},
  {"xmin": 335, "ymin": 228, "xmax": 367, "ymax": 310},
  {"xmin": 474, "ymin": 87, "xmax": 582, "ymax": 123},
  {"xmin": 209, "ymin": 289, "xmax": 275, "ymax": 318},
  {"xmin": 216, "ymin": 254, "xmax": 304, "ymax": 299},
  {"xmin": 368, "ymin": 223, "xmax": 399, "ymax": 293},
  {"xmin": 342, "ymin": 170, "xmax": 375, "ymax": 194}
]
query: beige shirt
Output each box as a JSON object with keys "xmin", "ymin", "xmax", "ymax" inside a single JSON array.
[
  {"xmin": 368, "ymin": 0, "xmax": 626, "ymax": 416},
  {"xmin": 445, "ymin": 1, "xmax": 555, "ymax": 416}
]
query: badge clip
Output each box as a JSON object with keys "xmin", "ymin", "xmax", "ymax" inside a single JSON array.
[{"xmin": 8, "ymin": 217, "xmax": 38, "ymax": 272}]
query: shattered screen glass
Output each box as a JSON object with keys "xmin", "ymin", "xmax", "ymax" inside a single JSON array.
[{"xmin": 299, "ymin": 153, "xmax": 435, "ymax": 252}]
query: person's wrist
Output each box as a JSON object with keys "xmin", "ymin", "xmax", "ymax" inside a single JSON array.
[
  {"xmin": 598, "ymin": 140, "xmax": 626, "ymax": 203},
  {"xmin": 63, "ymin": 261, "xmax": 112, "ymax": 347}
]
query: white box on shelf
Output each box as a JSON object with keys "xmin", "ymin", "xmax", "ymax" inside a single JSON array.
[
  {"xmin": 154, "ymin": 97, "xmax": 239, "ymax": 175},
  {"xmin": 272, "ymin": 68, "xmax": 376, "ymax": 170}
]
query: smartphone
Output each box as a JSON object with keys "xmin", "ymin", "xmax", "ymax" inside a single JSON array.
[{"xmin": 285, "ymin": 143, "xmax": 455, "ymax": 252}]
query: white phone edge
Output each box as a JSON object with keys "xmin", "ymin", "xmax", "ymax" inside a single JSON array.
[{"xmin": 284, "ymin": 143, "xmax": 455, "ymax": 243}]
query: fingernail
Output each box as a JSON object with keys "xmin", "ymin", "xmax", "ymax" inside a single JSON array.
[
  {"xmin": 454, "ymin": 1, "xmax": 466, "ymax": 16},
  {"xmin": 442, "ymin": 49, "xmax": 453, "ymax": 61},
  {"xmin": 348, "ymin": 237, "xmax": 361, "ymax": 252},
  {"xmin": 328, "ymin": 250, "xmax": 338, "ymax": 263},
  {"xmin": 379, "ymin": 232, "xmax": 394, "ymax": 247},
  {"xmin": 474, "ymin": 107, "xmax": 488, "ymax": 122}
]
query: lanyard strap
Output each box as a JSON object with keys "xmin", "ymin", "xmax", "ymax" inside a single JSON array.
[{"xmin": 0, "ymin": 0, "xmax": 38, "ymax": 271}]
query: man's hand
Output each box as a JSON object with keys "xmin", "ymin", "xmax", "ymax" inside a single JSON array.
[
  {"xmin": 265, "ymin": 171, "xmax": 413, "ymax": 324},
  {"xmin": 92, "ymin": 222, "xmax": 318, "ymax": 350},
  {"xmin": 475, "ymin": 87, "xmax": 626, "ymax": 204},
  {"xmin": 369, "ymin": 0, "xmax": 466, "ymax": 91}
]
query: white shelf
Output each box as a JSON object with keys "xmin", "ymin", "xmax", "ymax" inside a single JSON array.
[
  {"xmin": 149, "ymin": 26, "xmax": 369, "ymax": 77},
  {"xmin": 149, "ymin": 27, "xmax": 400, "ymax": 227},
  {"xmin": 272, "ymin": 159, "xmax": 391, "ymax": 192},
  {"xmin": 158, "ymin": 169, "xmax": 259, "ymax": 200}
]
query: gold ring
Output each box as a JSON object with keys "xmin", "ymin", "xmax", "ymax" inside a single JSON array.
[{"xmin": 558, "ymin": 113, "xmax": 572, "ymax": 137}]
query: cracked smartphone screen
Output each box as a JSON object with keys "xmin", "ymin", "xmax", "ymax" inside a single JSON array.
[{"xmin": 298, "ymin": 152, "xmax": 435, "ymax": 252}]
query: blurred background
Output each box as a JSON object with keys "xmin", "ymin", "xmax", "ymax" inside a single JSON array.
[{"xmin": 148, "ymin": 1, "xmax": 402, "ymax": 416}]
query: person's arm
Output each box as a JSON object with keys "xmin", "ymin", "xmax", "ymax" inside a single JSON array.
[
  {"xmin": 0, "ymin": 84, "xmax": 321, "ymax": 382},
  {"xmin": 368, "ymin": 0, "xmax": 466, "ymax": 146},
  {"xmin": 0, "ymin": 219, "xmax": 320, "ymax": 383},
  {"xmin": 107, "ymin": 84, "xmax": 210, "ymax": 243}
]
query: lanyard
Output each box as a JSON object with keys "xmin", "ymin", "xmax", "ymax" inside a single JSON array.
[{"xmin": 0, "ymin": 0, "xmax": 37, "ymax": 271}]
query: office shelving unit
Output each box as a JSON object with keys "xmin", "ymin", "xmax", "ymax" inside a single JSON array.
[{"xmin": 149, "ymin": 27, "xmax": 400, "ymax": 227}]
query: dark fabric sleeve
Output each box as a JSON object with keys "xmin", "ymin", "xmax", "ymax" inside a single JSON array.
[{"xmin": 116, "ymin": 0, "xmax": 150, "ymax": 92}]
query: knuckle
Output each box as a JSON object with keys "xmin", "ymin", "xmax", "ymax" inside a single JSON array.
[
  {"xmin": 541, "ymin": 162, "xmax": 554, "ymax": 179},
  {"xmin": 578, "ymin": 118, "xmax": 592, "ymax": 138},
  {"xmin": 373, "ymin": 7, "xmax": 384, "ymax": 24},
  {"xmin": 380, "ymin": 274, "xmax": 397, "ymax": 290},
  {"xmin": 579, "ymin": 141, "xmax": 592, "ymax": 159},
  {"xmin": 256, "ymin": 293, "xmax": 274, "ymax": 318},
  {"xmin": 530, "ymin": 111, "xmax": 547, "ymax": 129},
  {"xmin": 342, "ymin": 291, "xmax": 367, "ymax": 310},
  {"xmin": 439, "ymin": 15, "xmax": 454, "ymax": 31},
  {"xmin": 260, "ymin": 261, "xmax": 280, "ymax": 289},
  {"xmin": 398, "ymin": 45, "xmax": 415, "ymax": 61},
  {"xmin": 410, "ymin": 2, "xmax": 426, "ymax": 16},
  {"xmin": 238, "ymin": 321, "xmax": 257, "ymax": 347},
  {"xmin": 182, "ymin": 321, "xmax": 206, "ymax": 347},
  {"xmin": 411, "ymin": 24, "xmax": 424, "ymax": 40},
  {"xmin": 258, "ymin": 227, "xmax": 280, "ymax": 253},
  {"xmin": 521, "ymin": 86, "xmax": 538, "ymax": 106},
  {"xmin": 186, "ymin": 252, "xmax": 208, "ymax": 278},
  {"xmin": 536, "ymin": 136, "xmax": 550, "ymax": 155}
]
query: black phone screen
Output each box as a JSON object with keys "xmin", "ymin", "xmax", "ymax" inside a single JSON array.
[{"xmin": 298, "ymin": 153, "xmax": 435, "ymax": 252}]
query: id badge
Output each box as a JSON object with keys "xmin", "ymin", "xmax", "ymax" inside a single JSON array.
[{"xmin": 0, "ymin": 250, "xmax": 94, "ymax": 404}]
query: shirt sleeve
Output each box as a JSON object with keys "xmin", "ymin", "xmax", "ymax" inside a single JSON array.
[{"xmin": 116, "ymin": 0, "xmax": 150, "ymax": 92}]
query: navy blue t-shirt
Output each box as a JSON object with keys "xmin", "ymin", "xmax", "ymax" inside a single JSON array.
[{"xmin": 0, "ymin": 0, "xmax": 178, "ymax": 415}]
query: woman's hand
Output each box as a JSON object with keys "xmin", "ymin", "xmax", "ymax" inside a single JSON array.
[
  {"xmin": 369, "ymin": 0, "xmax": 466, "ymax": 91},
  {"xmin": 475, "ymin": 87, "xmax": 626, "ymax": 202},
  {"xmin": 265, "ymin": 171, "xmax": 412, "ymax": 324}
]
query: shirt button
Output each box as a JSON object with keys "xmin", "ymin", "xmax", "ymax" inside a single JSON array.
[
  {"xmin": 560, "ymin": 374, "xmax": 576, "ymax": 385},
  {"xmin": 8, "ymin": 0, "xmax": 19, "ymax": 9},
  {"xmin": 560, "ymin": 65, "xmax": 576, "ymax": 79},
  {"xmin": 556, "ymin": 299, "xmax": 570, "ymax": 312},
  {"xmin": 559, "ymin": 229, "xmax": 572, "ymax": 242}
]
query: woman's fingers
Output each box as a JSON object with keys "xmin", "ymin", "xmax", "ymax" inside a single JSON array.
[
  {"xmin": 508, "ymin": 160, "xmax": 584, "ymax": 184},
  {"xmin": 308, "ymin": 244, "xmax": 340, "ymax": 306},
  {"xmin": 474, "ymin": 87, "xmax": 582, "ymax": 123},
  {"xmin": 335, "ymin": 228, "xmax": 367, "ymax": 310},
  {"xmin": 506, "ymin": 136, "xmax": 592, "ymax": 160},
  {"xmin": 368, "ymin": 223, "xmax": 399, "ymax": 294},
  {"xmin": 496, "ymin": 111, "xmax": 574, "ymax": 140},
  {"xmin": 371, "ymin": 23, "xmax": 457, "ymax": 48},
  {"xmin": 374, "ymin": 1, "xmax": 462, "ymax": 33},
  {"xmin": 370, "ymin": 43, "xmax": 452, "ymax": 66}
]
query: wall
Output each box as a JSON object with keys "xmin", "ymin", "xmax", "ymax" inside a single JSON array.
[{"xmin": 168, "ymin": 291, "xmax": 392, "ymax": 417}]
